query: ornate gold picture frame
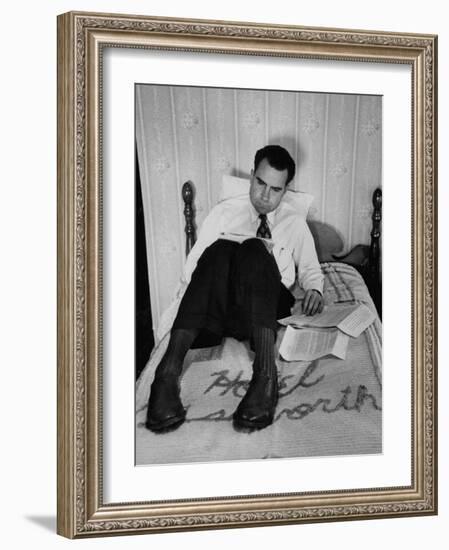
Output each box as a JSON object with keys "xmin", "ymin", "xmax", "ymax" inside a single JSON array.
[{"xmin": 57, "ymin": 11, "xmax": 437, "ymax": 538}]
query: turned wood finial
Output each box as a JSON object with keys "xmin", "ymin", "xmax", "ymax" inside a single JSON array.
[
  {"xmin": 182, "ymin": 181, "xmax": 195, "ymax": 256},
  {"xmin": 369, "ymin": 188, "xmax": 382, "ymax": 279}
]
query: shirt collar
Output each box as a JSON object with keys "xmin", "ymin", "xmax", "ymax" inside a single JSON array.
[{"xmin": 249, "ymin": 200, "xmax": 277, "ymax": 226}]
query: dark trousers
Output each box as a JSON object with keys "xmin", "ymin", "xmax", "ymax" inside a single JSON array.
[{"xmin": 172, "ymin": 238, "xmax": 295, "ymax": 349}]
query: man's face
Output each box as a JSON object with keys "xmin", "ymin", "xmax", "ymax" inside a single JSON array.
[{"xmin": 249, "ymin": 158, "xmax": 288, "ymax": 215}]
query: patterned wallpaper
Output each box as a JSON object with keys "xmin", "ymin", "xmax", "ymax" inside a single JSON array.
[{"xmin": 136, "ymin": 84, "xmax": 382, "ymax": 332}]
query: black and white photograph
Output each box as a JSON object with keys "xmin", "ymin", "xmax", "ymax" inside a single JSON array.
[
  {"xmin": 135, "ymin": 84, "xmax": 383, "ymax": 465},
  {"xmin": 2, "ymin": 0, "xmax": 443, "ymax": 544},
  {"xmin": 56, "ymin": 10, "xmax": 436, "ymax": 532}
]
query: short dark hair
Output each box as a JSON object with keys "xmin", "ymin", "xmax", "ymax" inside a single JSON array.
[{"xmin": 254, "ymin": 145, "xmax": 296, "ymax": 186}]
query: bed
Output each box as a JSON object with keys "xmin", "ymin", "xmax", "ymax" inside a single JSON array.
[{"xmin": 136, "ymin": 184, "xmax": 382, "ymax": 465}]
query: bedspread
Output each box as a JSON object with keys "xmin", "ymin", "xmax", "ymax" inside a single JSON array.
[{"xmin": 136, "ymin": 262, "xmax": 382, "ymax": 465}]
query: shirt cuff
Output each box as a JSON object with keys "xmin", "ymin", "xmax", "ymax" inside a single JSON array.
[
  {"xmin": 302, "ymin": 281, "xmax": 324, "ymax": 295},
  {"xmin": 309, "ymin": 288, "xmax": 323, "ymax": 296}
]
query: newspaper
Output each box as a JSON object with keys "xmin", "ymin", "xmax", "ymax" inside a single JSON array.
[
  {"xmin": 279, "ymin": 303, "xmax": 375, "ymax": 338},
  {"xmin": 279, "ymin": 326, "xmax": 349, "ymax": 361}
]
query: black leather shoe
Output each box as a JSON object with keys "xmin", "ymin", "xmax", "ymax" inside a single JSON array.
[
  {"xmin": 233, "ymin": 372, "xmax": 278, "ymax": 431},
  {"xmin": 146, "ymin": 374, "xmax": 186, "ymax": 432}
]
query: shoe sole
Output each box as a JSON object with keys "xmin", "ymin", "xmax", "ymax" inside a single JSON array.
[
  {"xmin": 146, "ymin": 413, "xmax": 186, "ymax": 433},
  {"xmin": 232, "ymin": 395, "xmax": 278, "ymax": 432},
  {"xmin": 232, "ymin": 415, "xmax": 274, "ymax": 431}
]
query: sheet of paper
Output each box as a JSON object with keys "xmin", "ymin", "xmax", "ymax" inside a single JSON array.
[
  {"xmin": 279, "ymin": 326, "xmax": 349, "ymax": 361},
  {"xmin": 279, "ymin": 304, "xmax": 358, "ymax": 328},
  {"xmin": 337, "ymin": 303, "xmax": 376, "ymax": 337},
  {"xmin": 278, "ymin": 303, "xmax": 375, "ymax": 338}
]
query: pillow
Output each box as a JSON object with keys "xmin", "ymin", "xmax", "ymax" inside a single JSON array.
[{"xmin": 220, "ymin": 174, "xmax": 314, "ymax": 218}]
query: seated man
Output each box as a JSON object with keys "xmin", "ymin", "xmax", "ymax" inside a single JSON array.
[{"xmin": 146, "ymin": 144, "xmax": 324, "ymax": 433}]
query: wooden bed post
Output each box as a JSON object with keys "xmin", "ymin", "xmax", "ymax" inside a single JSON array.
[
  {"xmin": 182, "ymin": 181, "xmax": 195, "ymax": 256},
  {"xmin": 369, "ymin": 188, "xmax": 382, "ymax": 283}
]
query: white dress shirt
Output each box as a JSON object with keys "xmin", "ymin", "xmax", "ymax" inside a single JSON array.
[{"xmin": 182, "ymin": 194, "xmax": 324, "ymax": 293}]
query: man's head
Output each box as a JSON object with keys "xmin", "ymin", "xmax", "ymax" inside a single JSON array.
[{"xmin": 249, "ymin": 145, "xmax": 296, "ymax": 215}]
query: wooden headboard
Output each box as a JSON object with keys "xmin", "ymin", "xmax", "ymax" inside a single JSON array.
[{"xmin": 181, "ymin": 182, "xmax": 382, "ymax": 315}]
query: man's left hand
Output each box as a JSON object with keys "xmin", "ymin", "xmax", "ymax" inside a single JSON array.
[{"xmin": 303, "ymin": 289, "xmax": 324, "ymax": 316}]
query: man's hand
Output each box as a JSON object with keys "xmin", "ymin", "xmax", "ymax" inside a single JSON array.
[{"xmin": 302, "ymin": 289, "xmax": 324, "ymax": 316}]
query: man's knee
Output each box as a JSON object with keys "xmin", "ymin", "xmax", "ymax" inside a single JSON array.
[
  {"xmin": 197, "ymin": 238, "xmax": 238, "ymax": 266},
  {"xmin": 236, "ymin": 238, "xmax": 275, "ymax": 269},
  {"xmin": 234, "ymin": 238, "xmax": 280, "ymax": 282},
  {"xmin": 238, "ymin": 238, "xmax": 267, "ymax": 258}
]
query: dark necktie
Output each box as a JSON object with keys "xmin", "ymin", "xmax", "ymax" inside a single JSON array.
[{"xmin": 256, "ymin": 214, "xmax": 272, "ymax": 239}]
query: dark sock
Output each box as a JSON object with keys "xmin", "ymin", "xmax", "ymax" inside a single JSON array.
[
  {"xmin": 251, "ymin": 326, "xmax": 276, "ymax": 378},
  {"xmin": 154, "ymin": 328, "xmax": 199, "ymax": 380}
]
